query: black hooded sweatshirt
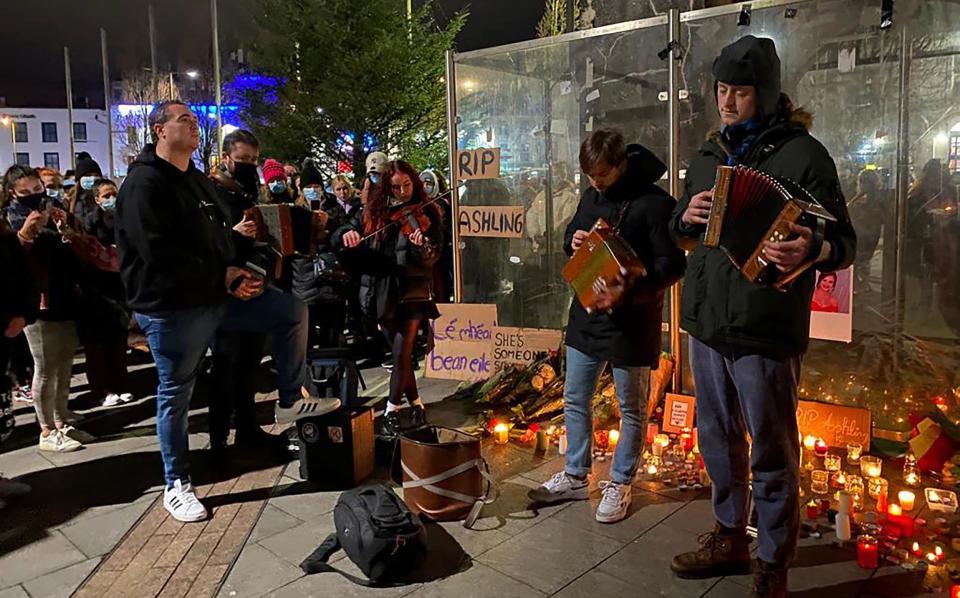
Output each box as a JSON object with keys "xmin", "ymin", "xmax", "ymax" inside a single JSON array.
[
  {"xmin": 117, "ymin": 144, "xmax": 236, "ymax": 314},
  {"xmin": 563, "ymin": 143, "xmax": 687, "ymax": 368}
]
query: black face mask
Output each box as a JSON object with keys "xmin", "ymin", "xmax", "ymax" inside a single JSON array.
[
  {"xmin": 16, "ymin": 192, "xmax": 46, "ymax": 212},
  {"xmin": 232, "ymin": 161, "xmax": 260, "ymax": 194}
]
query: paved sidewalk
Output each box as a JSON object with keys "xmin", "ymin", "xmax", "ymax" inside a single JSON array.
[{"xmin": 0, "ymin": 352, "xmax": 940, "ymax": 598}]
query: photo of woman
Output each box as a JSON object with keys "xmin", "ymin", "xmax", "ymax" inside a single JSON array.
[{"xmin": 811, "ymin": 271, "xmax": 840, "ymax": 313}]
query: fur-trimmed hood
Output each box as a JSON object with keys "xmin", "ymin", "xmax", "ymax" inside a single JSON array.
[{"xmin": 707, "ymin": 93, "xmax": 814, "ymax": 142}]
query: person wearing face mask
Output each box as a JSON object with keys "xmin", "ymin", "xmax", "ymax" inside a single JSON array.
[
  {"xmin": 62, "ymin": 170, "xmax": 76, "ymax": 193},
  {"xmin": 70, "ymin": 154, "xmax": 105, "ymax": 235},
  {"xmin": 207, "ymin": 129, "xmax": 282, "ymax": 454},
  {"xmin": 74, "ymin": 179, "xmax": 136, "ymax": 408},
  {"xmin": 261, "ymin": 159, "xmax": 294, "ymax": 204},
  {"xmin": 291, "ymin": 163, "xmax": 361, "ymax": 350},
  {"xmin": 365, "ymin": 152, "xmax": 388, "ymax": 187},
  {"xmin": 284, "ymin": 163, "xmax": 300, "ymax": 200},
  {"xmin": 2, "ymin": 165, "xmax": 93, "ymax": 453},
  {"xmin": 37, "ymin": 168, "xmax": 65, "ymax": 208},
  {"xmin": 419, "ymin": 169, "xmax": 453, "ymax": 302}
]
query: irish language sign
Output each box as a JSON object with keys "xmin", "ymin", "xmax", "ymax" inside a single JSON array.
[
  {"xmin": 426, "ymin": 304, "xmax": 498, "ymax": 381},
  {"xmin": 797, "ymin": 399, "xmax": 871, "ymax": 447}
]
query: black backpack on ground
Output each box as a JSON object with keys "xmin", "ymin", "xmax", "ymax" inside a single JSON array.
[{"xmin": 300, "ymin": 484, "xmax": 425, "ymax": 585}]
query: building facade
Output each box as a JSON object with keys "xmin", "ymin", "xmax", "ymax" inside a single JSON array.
[{"xmin": 0, "ymin": 108, "xmax": 119, "ymax": 178}]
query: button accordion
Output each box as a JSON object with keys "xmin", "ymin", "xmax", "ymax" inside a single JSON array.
[
  {"xmin": 244, "ymin": 203, "xmax": 327, "ymax": 257},
  {"xmin": 703, "ymin": 165, "xmax": 835, "ymax": 289},
  {"xmin": 562, "ymin": 218, "xmax": 647, "ymax": 314}
]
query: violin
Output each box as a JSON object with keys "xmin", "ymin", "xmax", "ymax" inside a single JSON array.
[{"xmin": 388, "ymin": 201, "xmax": 432, "ymax": 237}]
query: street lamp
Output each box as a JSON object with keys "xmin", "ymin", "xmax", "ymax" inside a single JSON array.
[
  {"xmin": 185, "ymin": 69, "xmax": 199, "ymax": 79},
  {"xmin": 0, "ymin": 114, "xmax": 15, "ymax": 165}
]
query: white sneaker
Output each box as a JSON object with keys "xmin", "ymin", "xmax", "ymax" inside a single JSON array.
[
  {"xmin": 527, "ymin": 471, "xmax": 591, "ymax": 504},
  {"xmin": 119, "ymin": 393, "xmax": 135, "ymax": 403},
  {"xmin": 595, "ymin": 481, "xmax": 632, "ymax": 523},
  {"xmin": 164, "ymin": 480, "xmax": 208, "ymax": 522},
  {"xmin": 38, "ymin": 430, "xmax": 83, "ymax": 453},
  {"xmin": 0, "ymin": 476, "xmax": 31, "ymax": 498},
  {"xmin": 59, "ymin": 425, "xmax": 96, "ymax": 444},
  {"xmin": 275, "ymin": 397, "xmax": 341, "ymax": 424},
  {"xmin": 103, "ymin": 394, "xmax": 123, "ymax": 407}
]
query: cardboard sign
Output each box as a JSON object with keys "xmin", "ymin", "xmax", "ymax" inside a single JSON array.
[
  {"xmin": 457, "ymin": 148, "xmax": 500, "ymax": 180},
  {"xmin": 426, "ymin": 339, "xmax": 492, "ymax": 381},
  {"xmin": 431, "ymin": 303, "xmax": 498, "ymax": 343},
  {"xmin": 458, "ymin": 206, "xmax": 525, "ymax": 238},
  {"xmin": 492, "ymin": 327, "xmax": 563, "ymax": 370},
  {"xmin": 797, "ymin": 399, "xmax": 871, "ymax": 448},
  {"xmin": 663, "ymin": 393, "xmax": 696, "ymax": 434},
  {"xmin": 427, "ymin": 304, "xmax": 498, "ymax": 381}
]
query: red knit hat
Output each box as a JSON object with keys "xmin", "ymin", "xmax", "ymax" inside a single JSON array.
[{"xmin": 262, "ymin": 159, "xmax": 286, "ymax": 184}]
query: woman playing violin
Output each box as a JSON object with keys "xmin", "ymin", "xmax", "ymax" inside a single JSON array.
[{"xmin": 342, "ymin": 160, "xmax": 443, "ymax": 438}]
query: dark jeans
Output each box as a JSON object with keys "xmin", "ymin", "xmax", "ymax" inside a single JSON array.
[
  {"xmin": 135, "ymin": 288, "xmax": 308, "ymax": 487},
  {"xmin": 689, "ymin": 337, "xmax": 801, "ymax": 567},
  {"xmin": 209, "ymin": 330, "xmax": 265, "ymax": 447},
  {"xmin": 84, "ymin": 333, "xmax": 129, "ymax": 399}
]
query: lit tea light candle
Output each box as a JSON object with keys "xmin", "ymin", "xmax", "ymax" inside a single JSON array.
[
  {"xmin": 888, "ymin": 503, "xmax": 903, "ymax": 518},
  {"xmin": 680, "ymin": 429, "xmax": 694, "ymax": 451},
  {"xmin": 951, "ymin": 585, "xmax": 960, "ymax": 598},
  {"xmin": 609, "ymin": 429, "xmax": 620, "ymax": 451},
  {"xmin": 935, "ymin": 543, "xmax": 945, "ymax": 561},
  {"xmin": 926, "ymin": 552, "xmax": 938, "ymax": 564},
  {"xmin": 824, "ymin": 453, "xmax": 841, "ymax": 472},
  {"xmin": 646, "ymin": 462, "xmax": 659, "ymax": 476},
  {"xmin": 493, "ymin": 422, "xmax": 509, "ymax": 445},
  {"xmin": 899, "ymin": 490, "xmax": 916, "ymax": 512},
  {"xmin": 912, "ymin": 541, "xmax": 923, "ymax": 557},
  {"xmin": 860, "ymin": 456, "xmax": 882, "ymax": 479},
  {"xmin": 806, "ymin": 500, "xmax": 820, "ymax": 520},
  {"xmin": 868, "ymin": 477, "xmax": 888, "ymax": 501},
  {"xmin": 814, "ymin": 438, "xmax": 829, "ymax": 457},
  {"xmin": 803, "ymin": 435, "xmax": 817, "ymax": 451}
]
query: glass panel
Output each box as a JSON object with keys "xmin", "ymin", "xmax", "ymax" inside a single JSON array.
[
  {"xmin": 73, "ymin": 122, "xmax": 87, "ymax": 142},
  {"xmin": 455, "ymin": 22, "xmax": 670, "ymax": 332},
  {"xmin": 13, "ymin": 122, "xmax": 27, "ymax": 143},
  {"xmin": 43, "ymin": 152, "xmax": 60, "ymax": 171},
  {"xmin": 41, "ymin": 122, "xmax": 58, "ymax": 143},
  {"xmin": 15, "ymin": 153, "xmax": 30, "ymax": 166}
]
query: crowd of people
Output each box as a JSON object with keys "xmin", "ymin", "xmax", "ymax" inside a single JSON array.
[
  {"xmin": 0, "ymin": 101, "xmax": 455, "ymax": 520},
  {"xmin": 0, "ymin": 32, "xmax": 893, "ymax": 598}
]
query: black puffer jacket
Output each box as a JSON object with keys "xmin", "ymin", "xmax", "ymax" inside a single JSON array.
[
  {"xmin": 290, "ymin": 195, "xmax": 362, "ymax": 305},
  {"xmin": 670, "ymin": 109, "xmax": 857, "ymax": 358},
  {"xmin": 563, "ymin": 144, "xmax": 687, "ymax": 367}
]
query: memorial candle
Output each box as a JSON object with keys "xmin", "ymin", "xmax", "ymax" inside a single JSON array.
[
  {"xmin": 646, "ymin": 423, "xmax": 659, "ymax": 445},
  {"xmin": 609, "ymin": 429, "xmax": 620, "ymax": 452},
  {"xmin": 899, "ymin": 490, "xmax": 916, "ymax": 512},
  {"xmin": 857, "ymin": 535, "xmax": 879, "ymax": 569},
  {"xmin": 493, "ymin": 422, "xmax": 509, "ymax": 445},
  {"xmin": 814, "ymin": 438, "xmax": 829, "ymax": 457}
]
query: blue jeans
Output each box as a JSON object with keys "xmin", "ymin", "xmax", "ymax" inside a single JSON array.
[
  {"xmin": 136, "ymin": 288, "xmax": 308, "ymax": 487},
  {"xmin": 563, "ymin": 346, "xmax": 649, "ymax": 485},
  {"xmin": 689, "ymin": 337, "xmax": 801, "ymax": 566}
]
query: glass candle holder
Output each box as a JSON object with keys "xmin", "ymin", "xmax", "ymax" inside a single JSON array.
[
  {"xmin": 846, "ymin": 442, "xmax": 863, "ymax": 464},
  {"xmin": 898, "ymin": 490, "xmax": 916, "ymax": 511},
  {"xmin": 811, "ymin": 470, "xmax": 829, "ymax": 495},
  {"xmin": 868, "ymin": 477, "xmax": 889, "ymax": 501},
  {"xmin": 860, "ymin": 456, "xmax": 883, "ymax": 479},
  {"xmin": 594, "ymin": 429, "xmax": 610, "ymax": 452},
  {"xmin": 846, "ymin": 474, "xmax": 865, "ymax": 508},
  {"xmin": 824, "ymin": 453, "xmax": 842, "ymax": 473},
  {"xmin": 831, "ymin": 470, "xmax": 848, "ymax": 489},
  {"xmin": 903, "ymin": 451, "xmax": 921, "ymax": 487},
  {"xmin": 814, "ymin": 438, "xmax": 829, "ymax": 457},
  {"xmin": 857, "ymin": 535, "xmax": 879, "ymax": 569}
]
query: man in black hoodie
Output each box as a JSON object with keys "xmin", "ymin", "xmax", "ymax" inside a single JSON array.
[
  {"xmin": 116, "ymin": 101, "xmax": 340, "ymax": 523},
  {"xmin": 528, "ymin": 130, "xmax": 685, "ymax": 524},
  {"xmin": 668, "ymin": 37, "xmax": 856, "ymax": 597}
]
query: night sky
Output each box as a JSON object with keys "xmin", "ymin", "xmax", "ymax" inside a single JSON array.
[{"xmin": 0, "ymin": 0, "xmax": 543, "ymax": 109}]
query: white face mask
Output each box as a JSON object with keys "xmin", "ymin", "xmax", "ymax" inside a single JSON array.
[{"xmin": 80, "ymin": 175, "xmax": 98, "ymax": 190}]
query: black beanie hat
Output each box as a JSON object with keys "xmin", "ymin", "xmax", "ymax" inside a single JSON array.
[
  {"xmin": 75, "ymin": 155, "xmax": 103, "ymax": 180},
  {"xmin": 713, "ymin": 35, "xmax": 781, "ymax": 120},
  {"xmin": 300, "ymin": 158, "xmax": 323, "ymax": 188}
]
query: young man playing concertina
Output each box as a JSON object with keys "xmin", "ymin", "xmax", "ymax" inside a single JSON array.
[
  {"xmin": 529, "ymin": 130, "xmax": 685, "ymax": 523},
  {"xmin": 668, "ymin": 37, "xmax": 856, "ymax": 597}
]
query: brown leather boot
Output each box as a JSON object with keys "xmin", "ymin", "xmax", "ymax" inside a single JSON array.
[
  {"xmin": 670, "ymin": 524, "xmax": 752, "ymax": 579},
  {"xmin": 750, "ymin": 560, "xmax": 787, "ymax": 598}
]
